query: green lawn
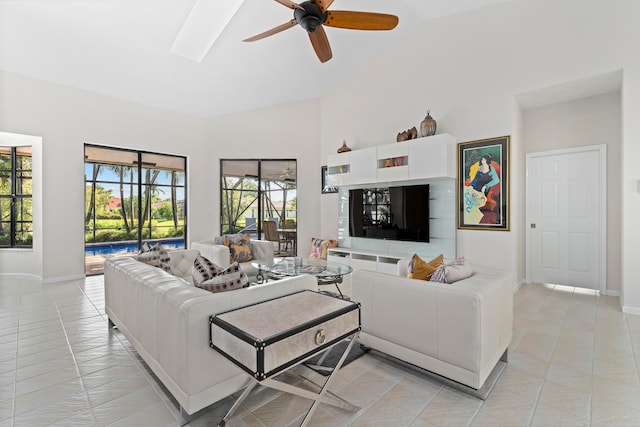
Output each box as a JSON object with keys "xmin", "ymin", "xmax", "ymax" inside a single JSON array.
[{"xmin": 85, "ymin": 219, "xmax": 185, "ymax": 243}]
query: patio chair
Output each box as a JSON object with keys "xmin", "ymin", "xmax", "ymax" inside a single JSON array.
[{"xmin": 263, "ymin": 220, "xmax": 288, "ymax": 255}]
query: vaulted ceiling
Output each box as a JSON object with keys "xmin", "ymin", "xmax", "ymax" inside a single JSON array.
[{"xmin": 0, "ymin": 0, "xmax": 511, "ymax": 118}]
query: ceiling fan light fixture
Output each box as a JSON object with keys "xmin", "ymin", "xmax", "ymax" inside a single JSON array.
[
  {"xmin": 294, "ymin": 1, "xmax": 326, "ymax": 33},
  {"xmin": 300, "ymin": 15, "xmax": 322, "ymax": 33}
]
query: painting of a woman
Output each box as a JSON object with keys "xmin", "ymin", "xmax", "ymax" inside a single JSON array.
[
  {"xmin": 458, "ymin": 136, "xmax": 509, "ymax": 230},
  {"xmin": 470, "ymin": 154, "xmax": 499, "ymax": 195}
]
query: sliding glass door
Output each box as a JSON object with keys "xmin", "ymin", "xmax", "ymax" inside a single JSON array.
[
  {"xmin": 220, "ymin": 159, "xmax": 296, "ymax": 254},
  {"xmin": 84, "ymin": 145, "xmax": 186, "ymax": 274}
]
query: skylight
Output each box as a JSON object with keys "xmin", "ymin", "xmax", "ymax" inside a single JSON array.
[{"xmin": 170, "ymin": 0, "xmax": 245, "ymax": 62}]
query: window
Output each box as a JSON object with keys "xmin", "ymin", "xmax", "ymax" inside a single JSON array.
[
  {"xmin": 220, "ymin": 159, "xmax": 296, "ymax": 253},
  {"xmin": 0, "ymin": 146, "xmax": 33, "ymax": 248},
  {"xmin": 84, "ymin": 145, "xmax": 186, "ymax": 274}
]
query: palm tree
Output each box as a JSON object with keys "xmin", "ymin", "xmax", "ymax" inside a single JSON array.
[
  {"xmin": 171, "ymin": 171, "xmax": 178, "ymax": 229},
  {"xmin": 106, "ymin": 165, "xmax": 131, "ymax": 234},
  {"xmin": 141, "ymin": 168, "xmax": 160, "ymax": 226},
  {"xmin": 85, "ymin": 164, "xmax": 101, "ymax": 223}
]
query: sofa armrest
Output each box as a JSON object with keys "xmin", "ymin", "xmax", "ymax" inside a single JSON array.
[
  {"xmin": 250, "ymin": 239, "xmax": 274, "ymax": 263},
  {"xmin": 192, "ymin": 241, "xmax": 230, "ymax": 267}
]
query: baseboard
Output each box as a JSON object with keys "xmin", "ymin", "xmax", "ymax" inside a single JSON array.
[
  {"xmin": 622, "ymin": 305, "xmax": 640, "ymax": 316},
  {"xmin": 512, "ymin": 280, "xmax": 525, "ymax": 293},
  {"xmin": 0, "ymin": 273, "xmax": 42, "ymax": 281},
  {"xmin": 41, "ymin": 274, "xmax": 86, "ymax": 284}
]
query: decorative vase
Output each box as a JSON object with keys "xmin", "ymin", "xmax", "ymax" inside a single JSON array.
[
  {"xmin": 337, "ymin": 141, "xmax": 352, "ymax": 153},
  {"xmin": 420, "ymin": 110, "xmax": 437, "ymax": 137}
]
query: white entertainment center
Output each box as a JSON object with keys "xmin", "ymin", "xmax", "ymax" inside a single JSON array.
[{"xmin": 325, "ymin": 133, "xmax": 458, "ymax": 282}]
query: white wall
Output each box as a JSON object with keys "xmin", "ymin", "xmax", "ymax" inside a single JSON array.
[
  {"xmin": 203, "ymin": 99, "xmax": 322, "ymax": 257},
  {"xmin": 318, "ymin": 0, "xmax": 639, "ymax": 310},
  {"xmin": 0, "ymin": 71, "xmax": 206, "ymax": 281},
  {"xmin": 522, "ymin": 92, "xmax": 622, "ymax": 294}
]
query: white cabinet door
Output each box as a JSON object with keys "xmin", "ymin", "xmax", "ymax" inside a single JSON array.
[
  {"xmin": 408, "ymin": 134, "xmax": 456, "ymax": 179},
  {"xmin": 349, "ymin": 147, "xmax": 377, "ymax": 185}
]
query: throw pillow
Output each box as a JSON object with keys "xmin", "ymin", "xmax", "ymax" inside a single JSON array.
[
  {"xmin": 136, "ymin": 243, "xmax": 172, "ymax": 273},
  {"xmin": 407, "ymin": 253, "xmax": 444, "ymax": 281},
  {"xmin": 309, "ymin": 237, "xmax": 338, "ymax": 260},
  {"xmin": 431, "ymin": 257, "xmax": 472, "ymax": 284},
  {"xmin": 192, "ymin": 254, "xmax": 220, "ymax": 285},
  {"xmin": 224, "ymin": 234, "xmax": 253, "ymax": 263},
  {"xmin": 197, "ymin": 262, "xmax": 249, "ymax": 293}
]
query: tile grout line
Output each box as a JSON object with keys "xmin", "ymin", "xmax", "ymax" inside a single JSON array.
[
  {"xmin": 526, "ymin": 284, "xmax": 565, "ymax": 427},
  {"xmin": 81, "ymin": 276, "xmax": 189, "ymax": 425},
  {"xmin": 52, "ymin": 289, "xmax": 98, "ymax": 425}
]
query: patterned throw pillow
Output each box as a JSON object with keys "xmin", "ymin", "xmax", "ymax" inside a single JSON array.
[
  {"xmin": 137, "ymin": 243, "xmax": 172, "ymax": 273},
  {"xmin": 197, "ymin": 262, "xmax": 249, "ymax": 293},
  {"xmin": 407, "ymin": 253, "xmax": 444, "ymax": 281},
  {"xmin": 224, "ymin": 234, "xmax": 253, "ymax": 263},
  {"xmin": 431, "ymin": 257, "xmax": 472, "ymax": 284},
  {"xmin": 192, "ymin": 254, "xmax": 220, "ymax": 285},
  {"xmin": 309, "ymin": 237, "xmax": 338, "ymax": 260}
]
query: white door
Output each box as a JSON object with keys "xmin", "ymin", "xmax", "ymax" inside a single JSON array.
[{"xmin": 526, "ymin": 146, "xmax": 606, "ymax": 291}]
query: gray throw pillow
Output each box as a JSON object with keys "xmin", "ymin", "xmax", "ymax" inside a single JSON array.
[
  {"xmin": 137, "ymin": 243, "xmax": 171, "ymax": 273},
  {"xmin": 197, "ymin": 262, "xmax": 249, "ymax": 293},
  {"xmin": 192, "ymin": 254, "xmax": 220, "ymax": 285}
]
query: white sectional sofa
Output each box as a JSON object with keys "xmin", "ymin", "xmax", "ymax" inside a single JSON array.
[
  {"xmin": 350, "ymin": 261, "xmax": 513, "ymax": 396},
  {"xmin": 104, "ymin": 249, "xmax": 317, "ymax": 416}
]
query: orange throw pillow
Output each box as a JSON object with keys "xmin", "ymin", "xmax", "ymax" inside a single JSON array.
[{"xmin": 407, "ymin": 253, "xmax": 444, "ymax": 281}]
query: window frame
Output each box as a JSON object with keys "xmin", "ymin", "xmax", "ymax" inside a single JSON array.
[{"xmin": 0, "ymin": 146, "xmax": 33, "ymax": 248}]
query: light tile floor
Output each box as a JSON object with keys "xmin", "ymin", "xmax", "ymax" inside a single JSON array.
[{"xmin": 1, "ymin": 276, "xmax": 640, "ymax": 426}]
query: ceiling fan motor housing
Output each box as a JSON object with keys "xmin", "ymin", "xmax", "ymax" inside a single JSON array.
[{"xmin": 295, "ymin": 1, "xmax": 327, "ymax": 33}]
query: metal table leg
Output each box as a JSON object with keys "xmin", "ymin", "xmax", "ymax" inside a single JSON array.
[{"xmin": 217, "ymin": 332, "xmax": 360, "ymax": 427}]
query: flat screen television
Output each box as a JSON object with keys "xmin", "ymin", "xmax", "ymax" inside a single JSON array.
[{"xmin": 349, "ymin": 184, "xmax": 430, "ymax": 243}]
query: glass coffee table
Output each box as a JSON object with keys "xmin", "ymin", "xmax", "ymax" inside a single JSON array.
[{"xmin": 252, "ymin": 257, "xmax": 353, "ymax": 299}]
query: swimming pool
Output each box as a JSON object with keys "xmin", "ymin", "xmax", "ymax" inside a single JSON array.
[{"xmin": 85, "ymin": 239, "xmax": 185, "ymax": 256}]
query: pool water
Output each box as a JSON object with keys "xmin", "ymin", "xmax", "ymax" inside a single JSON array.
[{"xmin": 85, "ymin": 240, "xmax": 185, "ymax": 256}]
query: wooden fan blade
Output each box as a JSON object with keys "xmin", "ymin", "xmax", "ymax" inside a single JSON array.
[
  {"xmin": 275, "ymin": 0, "xmax": 304, "ymax": 10},
  {"xmin": 325, "ymin": 11, "xmax": 399, "ymax": 30},
  {"xmin": 243, "ymin": 19, "xmax": 298, "ymax": 42},
  {"xmin": 311, "ymin": 0, "xmax": 335, "ymax": 13},
  {"xmin": 309, "ymin": 26, "xmax": 332, "ymax": 63}
]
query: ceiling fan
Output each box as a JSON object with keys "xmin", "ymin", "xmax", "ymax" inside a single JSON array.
[
  {"xmin": 244, "ymin": 0, "xmax": 399, "ymax": 63},
  {"xmin": 270, "ymin": 163, "xmax": 297, "ymax": 181}
]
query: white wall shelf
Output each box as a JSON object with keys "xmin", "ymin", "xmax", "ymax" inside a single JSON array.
[
  {"xmin": 327, "ymin": 147, "xmax": 377, "ymax": 186},
  {"xmin": 327, "ymin": 134, "xmax": 456, "ymax": 187}
]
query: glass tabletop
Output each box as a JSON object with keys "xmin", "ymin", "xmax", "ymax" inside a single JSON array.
[{"xmin": 252, "ymin": 257, "xmax": 352, "ymax": 279}]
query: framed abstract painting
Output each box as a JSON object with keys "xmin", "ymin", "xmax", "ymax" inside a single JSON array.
[{"xmin": 458, "ymin": 136, "xmax": 510, "ymax": 231}]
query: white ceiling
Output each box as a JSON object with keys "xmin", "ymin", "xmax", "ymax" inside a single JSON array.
[{"xmin": 0, "ymin": 0, "xmax": 511, "ymax": 118}]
